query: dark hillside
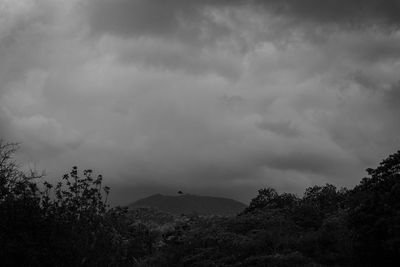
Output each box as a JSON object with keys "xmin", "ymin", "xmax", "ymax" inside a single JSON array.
[{"xmin": 130, "ymin": 194, "xmax": 247, "ymax": 216}]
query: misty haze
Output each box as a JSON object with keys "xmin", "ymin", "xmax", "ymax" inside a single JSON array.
[{"xmin": 1, "ymin": 0, "xmax": 400, "ymax": 266}]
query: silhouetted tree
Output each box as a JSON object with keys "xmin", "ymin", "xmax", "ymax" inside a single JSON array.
[
  {"xmin": 0, "ymin": 140, "xmax": 139, "ymax": 266},
  {"xmin": 244, "ymin": 187, "xmax": 279, "ymax": 213},
  {"xmin": 0, "ymin": 141, "xmax": 46, "ymax": 266},
  {"xmin": 348, "ymin": 150, "xmax": 400, "ymax": 266}
]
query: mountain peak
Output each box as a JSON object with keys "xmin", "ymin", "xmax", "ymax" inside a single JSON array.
[{"xmin": 129, "ymin": 193, "xmax": 246, "ymax": 216}]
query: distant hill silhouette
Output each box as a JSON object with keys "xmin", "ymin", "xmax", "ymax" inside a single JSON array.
[{"xmin": 129, "ymin": 194, "xmax": 247, "ymax": 216}]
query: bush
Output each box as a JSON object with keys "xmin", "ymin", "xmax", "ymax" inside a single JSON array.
[{"xmin": 0, "ymin": 141, "xmax": 138, "ymax": 266}]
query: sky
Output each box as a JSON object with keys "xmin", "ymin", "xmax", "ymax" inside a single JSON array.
[{"xmin": 1, "ymin": 0, "xmax": 400, "ymax": 205}]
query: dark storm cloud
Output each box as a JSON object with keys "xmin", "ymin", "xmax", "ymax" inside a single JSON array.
[
  {"xmin": 349, "ymin": 70, "xmax": 378, "ymax": 91},
  {"xmin": 85, "ymin": 0, "xmax": 236, "ymax": 43},
  {"xmin": 385, "ymin": 80, "xmax": 400, "ymax": 109},
  {"xmin": 0, "ymin": 0, "xmax": 57, "ymax": 90},
  {"xmin": 86, "ymin": 0, "xmax": 400, "ymax": 41},
  {"xmin": 85, "ymin": 0, "xmax": 400, "ymax": 80},
  {"xmin": 112, "ymin": 37, "xmax": 242, "ymax": 79},
  {"xmin": 2, "ymin": 0, "xmax": 400, "ymax": 205},
  {"xmin": 266, "ymin": 150, "xmax": 352, "ymax": 177},
  {"xmin": 259, "ymin": 0, "xmax": 400, "ymax": 26},
  {"xmin": 256, "ymin": 120, "xmax": 301, "ymax": 138},
  {"xmin": 346, "ymin": 36, "xmax": 400, "ymax": 63}
]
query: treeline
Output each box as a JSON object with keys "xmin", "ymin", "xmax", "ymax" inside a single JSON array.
[{"xmin": 1, "ymin": 140, "xmax": 400, "ymax": 266}]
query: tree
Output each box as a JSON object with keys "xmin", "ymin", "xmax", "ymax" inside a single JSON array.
[
  {"xmin": 244, "ymin": 188, "xmax": 279, "ymax": 213},
  {"xmin": 348, "ymin": 150, "xmax": 400, "ymax": 266},
  {"xmin": 0, "ymin": 141, "xmax": 46, "ymax": 266},
  {"xmin": 303, "ymin": 184, "xmax": 345, "ymax": 214},
  {"xmin": 41, "ymin": 167, "xmax": 124, "ymax": 266},
  {"xmin": 0, "ymin": 140, "xmax": 41, "ymax": 203},
  {"xmin": 0, "ymin": 140, "xmax": 138, "ymax": 266}
]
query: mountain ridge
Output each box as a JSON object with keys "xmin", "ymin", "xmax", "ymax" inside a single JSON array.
[{"xmin": 129, "ymin": 193, "xmax": 247, "ymax": 216}]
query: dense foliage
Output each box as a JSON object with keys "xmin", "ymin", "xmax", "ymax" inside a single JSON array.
[
  {"xmin": 0, "ymin": 141, "xmax": 140, "ymax": 266},
  {"xmin": 138, "ymin": 150, "xmax": 400, "ymax": 267},
  {"xmin": 1, "ymin": 139, "xmax": 400, "ymax": 266}
]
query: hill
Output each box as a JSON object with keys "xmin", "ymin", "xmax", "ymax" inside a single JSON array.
[{"xmin": 129, "ymin": 193, "xmax": 247, "ymax": 216}]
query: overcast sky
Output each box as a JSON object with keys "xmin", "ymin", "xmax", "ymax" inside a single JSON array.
[{"xmin": 1, "ymin": 0, "xmax": 400, "ymax": 205}]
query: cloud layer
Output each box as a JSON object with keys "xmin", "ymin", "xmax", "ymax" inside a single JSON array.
[{"xmin": 1, "ymin": 0, "xmax": 400, "ymax": 204}]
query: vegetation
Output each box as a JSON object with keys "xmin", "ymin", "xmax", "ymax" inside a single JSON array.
[
  {"xmin": 0, "ymin": 141, "xmax": 137, "ymax": 266},
  {"xmin": 1, "ymin": 139, "xmax": 400, "ymax": 266}
]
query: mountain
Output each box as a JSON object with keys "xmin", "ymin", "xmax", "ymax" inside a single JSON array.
[{"xmin": 129, "ymin": 194, "xmax": 247, "ymax": 216}]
